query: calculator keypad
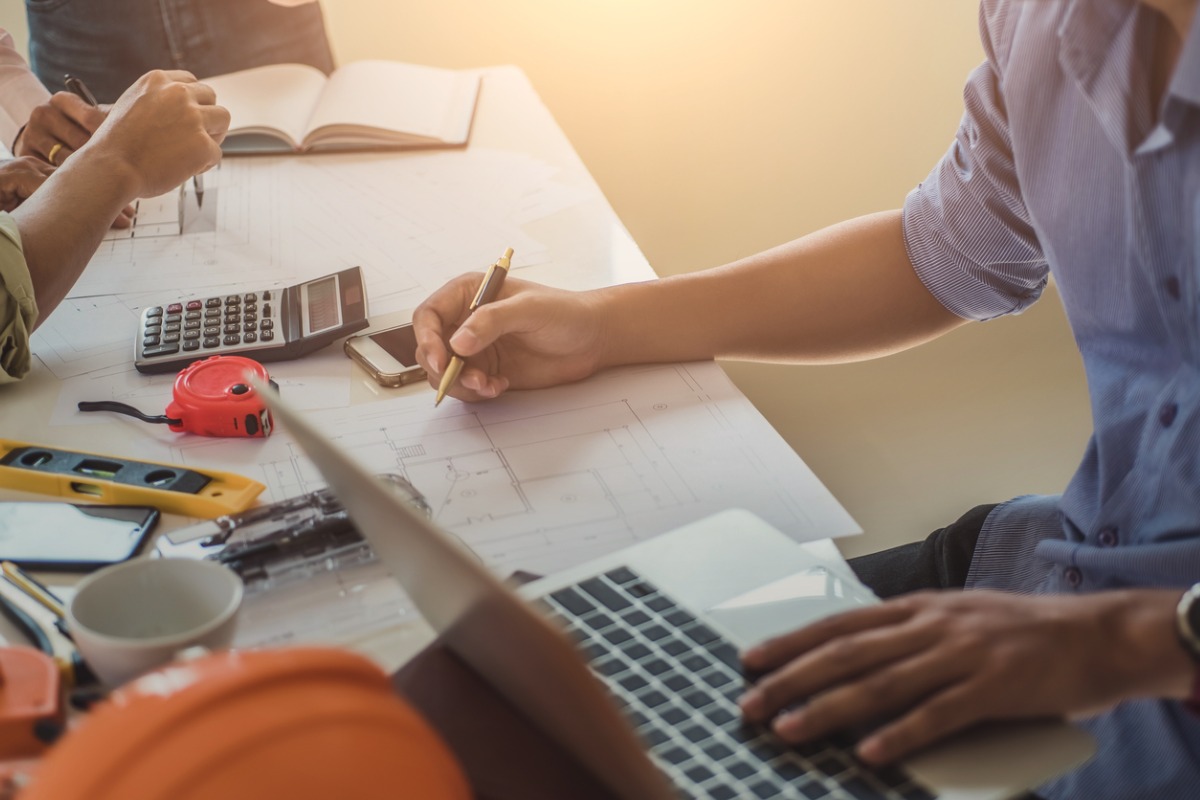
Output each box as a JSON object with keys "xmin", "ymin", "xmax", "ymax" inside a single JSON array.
[{"xmin": 140, "ymin": 291, "xmax": 276, "ymax": 361}]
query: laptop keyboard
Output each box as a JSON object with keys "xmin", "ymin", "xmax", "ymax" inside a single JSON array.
[{"xmin": 542, "ymin": 567, "xmax": 936, "ymax": 800}]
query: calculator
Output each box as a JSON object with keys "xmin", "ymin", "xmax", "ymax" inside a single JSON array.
[{"xmin": 134, "ymin": 267, "xmax": 369, "ymax": 374}]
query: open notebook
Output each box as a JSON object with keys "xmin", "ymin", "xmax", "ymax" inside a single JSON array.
[{"xmin": 204, "ymin": 61, "xmax": 481, "ymax": 154}]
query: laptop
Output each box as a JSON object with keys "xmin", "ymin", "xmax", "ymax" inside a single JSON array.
[{"xmin": 253, "ymin": 379, "xmax": 1094, "ymax": 800}]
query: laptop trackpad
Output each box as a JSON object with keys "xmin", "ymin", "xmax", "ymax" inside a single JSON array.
[{"xmin": 704, "ymin": 566, "xmax": 873, "ymax": 647}]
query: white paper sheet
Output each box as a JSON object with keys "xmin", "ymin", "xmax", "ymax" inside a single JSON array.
[
  {"xmin": 30, "ymin": 292, "xmax": 154, "ymax": 379},
  {"xmin": 67, "ymin": 149, "xmax": 585, "ymax": 305},
  {"xmin": 101, "ymin": 188, "xmax": 184, "ymax": 241},
  {"xmin": 155, "ymin": 361, "xmax": 860, "ymax": 578}
]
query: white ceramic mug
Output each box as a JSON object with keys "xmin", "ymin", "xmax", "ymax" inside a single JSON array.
[{"xmin": 67, "ymin": 558, "xmax": 243, "ymax": 687}]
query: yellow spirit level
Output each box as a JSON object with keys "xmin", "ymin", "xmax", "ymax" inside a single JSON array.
[{"xmin": 0, "ymin": 439, "xmax": 264, "ymax": 519}]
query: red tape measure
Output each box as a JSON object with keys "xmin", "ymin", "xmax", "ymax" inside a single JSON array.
[{"xmin": 79, "ymin": 356, "xmax": 275, "ymax": 438}]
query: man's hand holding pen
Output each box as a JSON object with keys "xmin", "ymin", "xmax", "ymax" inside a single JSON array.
[
  {"xmin": 413, "ymin": 252, "xmax": 615, "ymax": 405},
  {"xmin": 13, "ymin": 90, "xmax": 106, "ymax": 168},
  {"xmin": 433, "ymin": 247, "xmax": 514, "ymax": 405},
  {"xmin": 6, "ymin": 90, "xmax": 131, "ymax": 224}
]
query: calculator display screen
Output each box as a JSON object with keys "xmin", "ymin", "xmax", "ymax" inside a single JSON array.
[{"xmin": 300, "ymin": 276, "xmax": 343, "ymax": 335}]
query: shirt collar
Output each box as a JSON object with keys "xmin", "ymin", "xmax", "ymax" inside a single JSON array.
[
  {"xmin": 1057, "ymin": 0, "xmax": 1148, "ymax": 154},
  {"xmin": 1169, "ymin": 4, "xmax": 1200, "ymax": 107},
  {"xmin": 1057, "ymin": 0, "xmax": 1131, "ymax": 91},
  {"xmin": 1057, "ymin": 0, "xmax": 1200, "ymax": 74},
  {"xmin": 1057, "ymin": 0, "xmax": 1200, "ymax": 154}
]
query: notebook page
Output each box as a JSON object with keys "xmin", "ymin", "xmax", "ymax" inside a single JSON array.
[
  {"xmin": 205, "ymin": 63, "xmax": 327, "ymax": 151},
  {"xmin": 304, "ymin": 61, "xmax": 474, "ymax": 147}
]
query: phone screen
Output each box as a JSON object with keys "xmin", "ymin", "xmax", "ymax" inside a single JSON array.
[
  {"xmin": 370, "ymin": 324, "xmax": 419, "ymax": 367},
  {"xmin": 0, "ymin": 503, "xmax": 160, "ymax": 571}
]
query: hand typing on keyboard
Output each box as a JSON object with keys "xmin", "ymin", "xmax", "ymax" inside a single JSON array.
[
  {"xmin": 737, "ymin": 589, "xmax": 1192, "ymax": 765},
  {"xmin": 547, "ymin": 567, "xmax": 935, "ymax": 800}
]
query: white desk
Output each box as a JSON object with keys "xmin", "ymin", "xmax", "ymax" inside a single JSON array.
[
  {"xmin": 0, "ymin": 67, "xmax": 856, "ymax": 671},
  {"xmin": 5, "ymin": 66, "xmax": 655, "ymax": 428}
]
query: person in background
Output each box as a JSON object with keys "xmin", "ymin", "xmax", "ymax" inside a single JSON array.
[
  {"xmin": 24, "ymin": 0, "xmax": 335, "ymax": 104},
  {"xmin": 412, "ymin": 0, "xmax": 1200, "ymax": 796},
  {"xmin": 0, "ymin": 69, "xmax": 228, "ymax": 384}
]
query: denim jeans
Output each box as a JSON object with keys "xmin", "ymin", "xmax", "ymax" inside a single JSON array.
[{"xmin": 26, "ymin": 0, "xmax": 335, "ymax": 103}]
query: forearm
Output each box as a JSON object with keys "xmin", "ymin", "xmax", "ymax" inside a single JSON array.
[
  {"xmin": 593, "ymin": 210, "xmax": 965, "ymax": 369},
  {"xmin": 1104, "ymin": 588, "xmax": 1194, "ymax": 705},
  {"xmin": 12, "ymin": 149, "xmax": 138, "ymax": 327}
]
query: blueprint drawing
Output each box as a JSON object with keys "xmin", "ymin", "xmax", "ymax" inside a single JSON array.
[{"xmin": 169, "ymin": 361, "xmax": 859, "ymax": 577}]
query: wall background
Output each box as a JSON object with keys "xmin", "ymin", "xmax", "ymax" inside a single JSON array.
[{"xmin": 0, "ymin": 1, "xmax": 1092, "ymax": 555}]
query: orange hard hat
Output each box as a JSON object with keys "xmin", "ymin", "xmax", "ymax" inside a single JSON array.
[{"xmin": 21, "ymin": 647, "xmax": 471, "ymax": 800}]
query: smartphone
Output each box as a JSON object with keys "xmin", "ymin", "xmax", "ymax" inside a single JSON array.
[
  {"xmin": 343, "ymin": 322, "xmax": 427, "ymax": 387},
  {"xmin": 0, "ymin": 503, "xmax": 160, "ymax": 571}
]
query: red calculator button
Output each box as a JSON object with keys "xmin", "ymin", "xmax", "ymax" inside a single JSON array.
[
  {"xmin": 167, "ymin": 303, "xmax": 183, "ymax": 314},
  {"xmin": 186, "ymin": 300, "xmax": 203, "ymax": 311}
]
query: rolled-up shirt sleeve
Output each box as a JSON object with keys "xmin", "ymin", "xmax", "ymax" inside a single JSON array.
[
  {"xmin": 0, "ymin": 213, "xmax": 37, "ymax": 383},
  {"xmin": 0, "ymin": 29, "xmax": 49, "ymax": 152},
  {"xmin": 902, "ymin": 9, "xmax": 1049, "ymax": 322}
]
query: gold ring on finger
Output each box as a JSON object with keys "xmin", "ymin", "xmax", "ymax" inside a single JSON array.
[{"xmin": 47, "ymin": 143, "xmax": 63, "ymax": 166}]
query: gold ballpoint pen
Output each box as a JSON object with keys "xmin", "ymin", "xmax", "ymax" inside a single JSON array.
[{"xmin": 435, "ymin": 247, "xmax": 514, "ymax": 406}]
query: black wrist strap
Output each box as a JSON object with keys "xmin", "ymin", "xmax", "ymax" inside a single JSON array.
[
  {"xmin": 10, "ymin": 122, "xmax": 26, "ymax": 153},
  {"xmin": 77, "ymin": 400, "xmax": 181, "ymax": 427}
]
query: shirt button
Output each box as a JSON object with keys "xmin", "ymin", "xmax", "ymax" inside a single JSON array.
[
  {"xmin": 1064, "ymin": 567, "xmax": 1083, "ymax": 588},
  {"xmin": 1097, "ymin": 526, "xmax": 1118, "ymax": 547},
  {"xmin": 1165, "ymin": 276, "xmax": 1181, "ymax": 300},
  {"xmin": 1160, "ymin": 402, "xmax": 1179, "ymax": 427}
]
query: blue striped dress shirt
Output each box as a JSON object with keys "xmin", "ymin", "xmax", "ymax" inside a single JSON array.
[{"xmin": 901, "ymin": 0, "xmax": 1200, "ymax": 795}]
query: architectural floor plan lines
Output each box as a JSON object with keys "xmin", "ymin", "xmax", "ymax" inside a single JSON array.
[
  {"xmin": 53, "ymin": 145, "xmax": 589, "ymax": 364},
  {"xmin": 100, "ymin": 189, "xmax": 183, "ymax": 241},
  {"xmin": 31, "ymin": 291, "xmax": 156, "ymax": 379},
  {"xmin": 67, "ymin": 149, "xmax": 576, "ymax": 304},
  {"xmin": 169, "ymin": 361, "xmax": 859, "ymax": 577}
]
